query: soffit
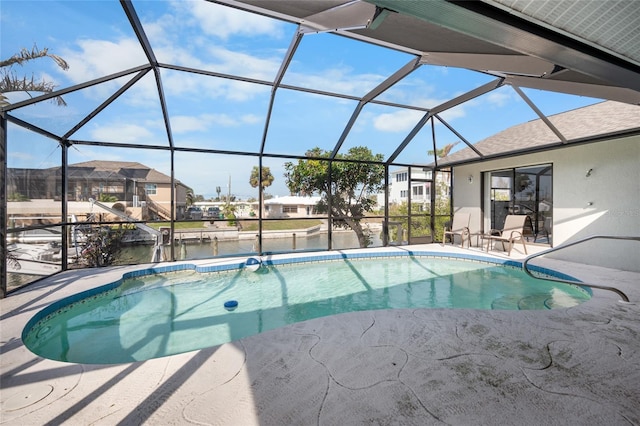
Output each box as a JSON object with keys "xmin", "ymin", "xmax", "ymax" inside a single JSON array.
[{"xmin": 486, "ymin": 0, "xmax": 640, "ymax": 66}]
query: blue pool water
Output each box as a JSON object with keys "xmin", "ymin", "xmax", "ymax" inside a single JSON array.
[{"xmin": 23, "ymin": 254, "xmax": 590, "ymax": 364}]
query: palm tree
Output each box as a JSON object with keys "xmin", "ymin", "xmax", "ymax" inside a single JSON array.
[
  {"xmin": 0, "ymin": 45, "xmax": 69, "ymax": 107},
  {"xmin": 249, "ymin": 166, "xmax": 274, "ymax": 194},
  {"xmin": 185, "ymin": 188, "xmax": 196, "ymax": 206},
  {"xmin": 250, "ymin": 166, "xmax": 274, "ymax": 217},
  {"xmin": 428, "ymin": 141, "xmax": 460, "ymax": 159}
]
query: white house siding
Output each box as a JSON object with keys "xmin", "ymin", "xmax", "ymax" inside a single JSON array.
[
  {"xmin": 263, "ymin": 196, "xmax": 322, "ymax": 219},
  {"xmin": 385, "ymin": 168, "xmax": 433, "ymax": 206},
  {"xmin": 453, "ymin": 135, "xmax": 640, "ymax": 272}
]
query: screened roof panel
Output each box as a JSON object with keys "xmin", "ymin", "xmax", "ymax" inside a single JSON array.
[
  {"xmin": 391, "ymin": 117, "xmax": 437, "ymax": 167},
  {"xmin": 8, "ymin": 97, "xmax": 85, "ymax": 140},
  {"xmin": 70, "ymin": 73, "xmax": 169, "ymax": 147},
  {"xmin": 7, "ymin": 123, "xmax": 61, "ymax": 170},
  {"xmin": 2, "ymin": 0, "xmax": 639, "ymax": 188},
  {"xmin": 393, "ymin": 116, "xmax": 472, "ymax": 167},
  {"xmin": 340, "ymin": 103, "xmax": 419, "ymax": 162},
  {"xmin": 1, "ymin": 1, "xmax": 147, "ymax": 92},
  {"xmin": 518, "ymin": 88, "xmax": 602, "ymax": 118},
  {"xmin": 135, "ymin": 1, "xmax": 297, "ymax": 82},
  {"xmin": 376, "ymin": 64, "xmax": 498, "ymax": 109},
  {"xmin": 160, "ymin": 68, "xmax": 269, "ymax": 152},
  {"xmin": 8, "ymin": 75, "xmax": 137, "ymax": 139},
  {"xmin": 281, "ymin": 32, "xmax": 415, "ymax": 97},
  {"xmin": 263, "ymin": 89, "xmax": 358, "ymax": 157},
  {"xmin": 434, "ymin": 85, "xmax": 542, "ymax": 149}
]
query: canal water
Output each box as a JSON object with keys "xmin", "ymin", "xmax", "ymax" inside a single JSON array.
[{"xmin": 117, "ymin": 232, "xmax": 384, "ymax": 263}]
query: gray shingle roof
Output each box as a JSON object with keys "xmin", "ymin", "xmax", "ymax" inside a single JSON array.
[
  {"xmin": 438, "ymin": 101, "xmax": 640, "ymax": 165},
  {"xmin": 66, "ymin": 161, "xmax": 174, "ymax": 184}
]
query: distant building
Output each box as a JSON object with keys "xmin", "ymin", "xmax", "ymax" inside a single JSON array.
[
  {"xmin": 378, "ymin": 168, "xmax": 449, "ymax": 208},
  {"xmin": 264, "ymin": 195, "xmax": 322, "ymax": 218},
  {"xmin": 7, "ymin": 161, "xmax": 191, "ymax": 220}
]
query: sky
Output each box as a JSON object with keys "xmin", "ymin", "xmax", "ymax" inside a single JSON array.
[{"xmin": 1, "ymin": 0, "xmax": 601, "ymax": 200}]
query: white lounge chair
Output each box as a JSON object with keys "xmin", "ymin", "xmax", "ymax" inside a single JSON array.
[
  {"xmin": 442, "ymin": 212, "xmax": 470, "ymax": 248},
  {"xmin": 483, "ymin": 214, "xmax": 528, "ymax": 256}
]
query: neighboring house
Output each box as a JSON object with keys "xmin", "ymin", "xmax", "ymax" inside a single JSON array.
[
  {"xmin": 263, "ymin": 196, "xmax": 322, "ymax": 218},
  {"xmin": 378, "ymin": 168, "xmax": 449, "ymax": 209},
  {"xmin": 194, "ymin": 201, "xmax": 254, "ymax": 218},
  {"xmin": 388, "ymin": 168, "xmax": 431, "ymax": 205},
  {"xmin": 7, "ymin": 161, "xmax": 191, "ymax": 221},
  {"xmin": 443, "ymin": 100, "xmax": 640, "ymax": 271}
]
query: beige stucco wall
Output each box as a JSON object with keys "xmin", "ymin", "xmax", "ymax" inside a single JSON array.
[
  {"xmin": 265, "ymin": 204, "xmax": 319, "ymax": 219},
  {"xmin": 145, "ymin": 183, "xmax": 189, "ymax": 218},
  {"xmin": 453, "ymin": 135, "xmax": 640, "ymax": 271},
  {"xmin": 147, "ymin": 184, "xmax": 172, "ymax": 206}
]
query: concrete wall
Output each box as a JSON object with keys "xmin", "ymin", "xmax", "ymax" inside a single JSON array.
[{"xmin": 453, "ymin": 135, "xmax": 640, "ymax": 271}]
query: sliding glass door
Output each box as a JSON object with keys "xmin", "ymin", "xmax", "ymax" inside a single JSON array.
[{"xmin": 488, "ymin": 164, "xmax": 552, "ymax": 244}]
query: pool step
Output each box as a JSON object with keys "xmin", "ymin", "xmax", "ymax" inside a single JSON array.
[
  {"xmin": 491, "ymin": 294, "xmax": 553, "ymax": 310},
  {"xmin": 518, "ymin": 295, "xmax": 552, "ymax": 310},
  {"xmin": 491, "ymin": 295, "xmax": 522, "ymax": 310}
]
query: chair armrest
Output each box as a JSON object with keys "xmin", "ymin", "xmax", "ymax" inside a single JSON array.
[{"xmin": 509, "ymin": 231, "xmax": 523, "ymax": 240}]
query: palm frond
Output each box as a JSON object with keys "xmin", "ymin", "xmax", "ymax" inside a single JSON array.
[
  {"xmin": 0, "ymin": 45, "xmax": 69, "ymax": 70},
  {"xmin": 0, "ymin": 72, "xmax": 67, "ymax": 106},
  {"xmin": 0, "ymin": 45, "xmax": 69, "ymax": 106}
]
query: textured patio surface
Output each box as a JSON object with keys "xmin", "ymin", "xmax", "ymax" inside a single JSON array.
[{"xmin": 1, "ymin": 245, "xmax": 639, "ymax": 425}]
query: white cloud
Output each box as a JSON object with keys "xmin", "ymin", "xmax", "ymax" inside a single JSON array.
[
  {"xmin": 170, "ymin": 116, "xmax": 210, "ymax": 133},
  {"xmin": 439, "ymin": 104, "xmax": 467, "ymax": 122},
  {"xmin": 186, "ymin": 1, "xmax": 284, "ymax": 40},
  {"xmin": 287, "ymin": 68, "xmax": 384, "ymax": 96},
  {"xmin": 158, "ymin": 56, "xmax": 272, "ymax": 102},
  {"xmin": 62, "ymin": 38, "xmax": 146, "ymax": 83},
  {"xmin": 170, "ymin": 113, "xmax": 247, "ymax": 134},
  {"xmin": 51, "ymin": 1, "xmax": 283, "ymax": 107},
  {"xmin": 373, "ymin": 110, "xmax": 423, "ymax": 132},
  {"xmin": 241, "ymin": 114, "xmax": 262, "ymax": 124},
  {"xmin": 206, "ymin": 47, "xmax": 280, "ymax": 81},
  {"xmin": 369, "ymin": 96, "xmax": 469, "ymax": 133},
  {"xmin": 486, "ymin": 89, "xmax": 516, "ymax": 107},
  {"xmin": 70, "ymin": 147, "xmax": 127, "ymax": 163},
  {"xmin": 89, "ymin": 123, "xmax": 155, "ymax": 144},
  {"xmin": 8, "ymin": 151, "xmax": 36, "ymax": 162},
  {"xmin": 58, "ymin": 38, "xmax": 159, "ymax": 104}
]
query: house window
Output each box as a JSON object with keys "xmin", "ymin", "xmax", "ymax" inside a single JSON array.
[
  {"xmin": 283, "ymin": 205, "xmax": 298, "ymax": 213},
  {"xmin": 412, "ymin": 186, "xmax": 423, "ymax": 196},
  {"xmin": 396, "ymin": 172, "xmax": 408, "ymax": 182},
  {"xmin": 400, "ymin": 190, "xmax": 408, "ymax": 198},
  {"xmin": 145, "ymin": 184, "xmax": 157, "ymax": 195}
]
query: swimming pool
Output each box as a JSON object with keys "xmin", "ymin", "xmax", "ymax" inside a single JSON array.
[{"xmin": 23, "ymin": 252, "xmax": 590, "ymax": 364}]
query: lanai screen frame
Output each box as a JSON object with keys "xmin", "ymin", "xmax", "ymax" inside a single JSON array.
[{"xmin": 2, "ymin": 0, "xmax": 639, "ymax": 297}]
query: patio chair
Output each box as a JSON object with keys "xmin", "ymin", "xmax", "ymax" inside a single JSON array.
[
  {"xmin": 442, "ymin": 212, "xmax": 470, "ymax": 248},
  {"xmin": 483, "ymin": 214, "xmax": 528, "ymax": 256}
]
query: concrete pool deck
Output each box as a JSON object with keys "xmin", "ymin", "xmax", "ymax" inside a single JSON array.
[{"xmin": 1, "ymin": 244, "xmax": 639, "ymax": 425}]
